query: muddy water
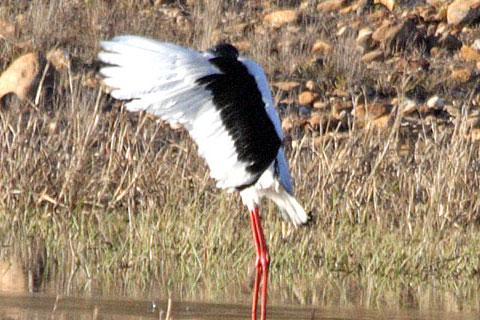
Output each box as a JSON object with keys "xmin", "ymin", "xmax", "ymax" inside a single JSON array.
[
  {"xmin": 0, "ymin": 292, "xmax": 479, "ymax": 320},
  {"xmin": 1, "ymin": 252, "xmax": 480, "ymax": 319}
]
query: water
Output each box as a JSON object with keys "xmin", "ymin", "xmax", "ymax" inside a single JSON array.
[
  {"xmin": 1, "ymin": 293, "xmax": 310, "ymax": 319},
  {"xmin": 1, "ymin": 292, "xmax": 479, "ymax": 319},
  {"xmin": 1, "ymin": 249, "xmax": 480, "ymax": 319}
]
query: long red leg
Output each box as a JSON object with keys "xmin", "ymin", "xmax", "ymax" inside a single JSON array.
[
  {"xmin": 249, "ymin": 208, "xmax": 261, "ymax": 319},
  {"xmin": 249, "ymin": 207, "xmax": 270, "ymax": 320}
]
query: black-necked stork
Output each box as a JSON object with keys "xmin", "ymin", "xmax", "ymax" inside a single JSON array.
[{"xmin": 98, "ymin": 35, "xmax": 308, "ymax": 320}]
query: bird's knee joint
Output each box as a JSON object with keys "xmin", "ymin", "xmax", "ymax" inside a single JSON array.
[
  {"xmin": 261, "ymin": 253, "xmax": 270, "ymax": 267},
  {"xmin": 255, "ymin": 255, "xmax": 261, "ymax": 267}
]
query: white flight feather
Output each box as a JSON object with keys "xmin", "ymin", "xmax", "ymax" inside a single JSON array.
[{"xmin": 98, "ymin": 35, "xmax": 307, "ymax": 225}]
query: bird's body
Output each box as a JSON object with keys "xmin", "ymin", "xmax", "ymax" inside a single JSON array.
[{"xmin": 98, "ymin": 35, "xmax": 308, "ymax": 320}]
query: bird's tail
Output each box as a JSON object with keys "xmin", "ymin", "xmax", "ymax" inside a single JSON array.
[{"xmin": 266, "ymin": 187, "xmax": 309, "ymax": 227}]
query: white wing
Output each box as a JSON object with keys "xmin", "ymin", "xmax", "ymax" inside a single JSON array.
[
  {"xmin": 100, "ymin": 36, "xmax": 307, "ymax": 225},
  {"xmin": 98, "ymin": 35, "xmax": 256, "ymax": 189}
]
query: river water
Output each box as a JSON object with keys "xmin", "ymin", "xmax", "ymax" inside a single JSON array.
[
  {"xmin": 1, "ymin": 292, "xmax": 479, "ymax": 319},
  {"xmin": 1, "ymin": 250, "xmax": 480, "ymax": 319}
]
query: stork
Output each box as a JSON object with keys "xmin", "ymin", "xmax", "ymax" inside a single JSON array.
[{"xmin": 98, "ymin": 35, "xmax": 309, "ymax": 320}]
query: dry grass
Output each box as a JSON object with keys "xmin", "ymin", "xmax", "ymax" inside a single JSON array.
[{"xmin": 0, "ymin": 0, "xmax": 480, "ymax": 311}]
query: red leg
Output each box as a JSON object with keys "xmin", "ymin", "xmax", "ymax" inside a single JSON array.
[
  {"xmin": 249, "ymin": 208, "xmax": 260, "ymax": 319},
  {"xmin": 249, "ymin": 207, "xmax": 270, "ymax": 320}
]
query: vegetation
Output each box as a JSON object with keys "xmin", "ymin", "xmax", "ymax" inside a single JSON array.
[{"xmin": 0, "ymin": 0, "xmax": 479, "ymax": 312}]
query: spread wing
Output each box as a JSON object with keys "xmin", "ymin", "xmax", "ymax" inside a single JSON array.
[{"xmin": 98, "ymin": 35, "xmax": 284, "ymax": 190}]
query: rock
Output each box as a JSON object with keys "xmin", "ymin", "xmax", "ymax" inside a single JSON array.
[
  {"xmin": 353, "ymin": 0, "xmax": 371, "ymax": 13},
  {"xmin": 309, "ymin": 112, "xmax": 328, "ymax": 128},
  {"xmin": 352, "ymin": 102, "xmax": 392, "ymax": 120},
  {"xmin": 339, "ymin": 4, "xmax": 355, "ymax": 14},
  {"xmin": 313, "ymin": 101, "xmax": 328, "ymax": 109},
  {"xmin": 374, "ymin": 0, "xmax": 395, "ymax": 12},
  {"xmin": 309, "ymin": 112, "xmax": 342, "ymax": 132},
  {"xmin": 435, "ymin": 22, "xmax": 448, "ymax": 35},
  {"xmin": 427, "ymin": 0, "xmax": 449, "ymax": 7},
  {"xmin": 471, "ymin": 127, "xmax": 480, "ymax": 141},
  {"xmin": 353, "ymin": 100, "xmax": 393, "ymax": 129},
  {"xmin": 357, "ymin": 27, "xmax": 373, "ymax": 41},
  {"xmin": 426, "ymin": 96, "xmax": 444, "ymax": 110},
  {"xmin": 47, "ymin": 47, "xmax": 70, "ymax": 71},
  {"xmin": 338, "ymin": 110, "xmax": 351, "ymax": 129},
  {"xmin": 356, "ymin": 27, "xmax": 373, "ymax": 50},
  {"xmin": 417, "ymin": 104, "xmax": 429, "ymax": 116},
  {"xmin": 399, "ymin": 98, "xmax": 418, "ymax": 115},
  {"xmin": 430, "ymin": 47, "xmax": 441, "ymax": 57},
  {"xmin": 451, "ymin": 68, "xmax": 473, "ymax": 82},
  {"xmin": 306, "ymin": 80, "xmax": 316, "ymax": 91},
  {"xmin": 311, "ymin": 40, "xmax": 333, "ymax": 55},
  {"xmin": 332, "ymin": 89, "xmax": 349, "ymax": 98},
  {"xmin": 332, "ymin": 99, "xmax": 351, "ymax": 119},
  {"xmin": 0, "ymin": 19, "xmax": 15, "ymax": 37},
  {"xmin": 447, "ymin": 0, "xmax": 480, "ymax": 26},
  {"xmin": 373, "ymin": 19, "xmax": 425, "ymax": 53},
  {"xmin": 298, "ymin": 106, "xmax": 312, "ymax": 117},
  {"xmin": 460, "ymin": 45, "xmax": 480, "ymax": 61},
  {"xmin": 370, "ymin": 115, "xmax": 391, "ymax": 128},
  {"xmin": 273, "ymin": 81, "xmax": 300, "ymax": 91},
  {"xmin": 396, "ymin": 57, "xmax": 430, "ymax": 72},
  {"xmin": 263, "ymin": 10, "xmax": 299, "ymax": 27},
  {"xmin": 154, "ymin": 0, "xmax": 167, "ymax": 6},
  {"xmin": 299, "ymin": 91, "xmax": 315, "ymax": 105},
  {"xmin": 437, "ymin": 33, "xmax": 462, "ymax": 51},
  {"xmin": 361, "ymin": 50, "xmax": 384, "ymax": 62},
  {"xmin": 445, "ymin": 104, "xmax": 460, "ymax": 117},
  {"xmin": 317, "ymin": 0, "xmax": 346, "ymax": 13},
  {"xmin": 415, "ymin": 4, "xmax": 439, "ymax": 22},
  {"xmin": 372, "ymin": 20, "xmax": 391, "ymax": 43},
  {"xmin": 300, "ymin": 1, "xmax": 314, "ymax": 10},
  {"xmin": 336, "ymin": 25, "xmax": 348, "ymax": 36},
  {"xmin": 0, "ymin": 53, "xmax": 40, "ymax": 100},
  {"xmin": 472, "ymin": 39, "xmax": 480, "ymax": 51},
  {"xmin": 282, "ymin": 117, "xmax": 294, "ymax": 131}
]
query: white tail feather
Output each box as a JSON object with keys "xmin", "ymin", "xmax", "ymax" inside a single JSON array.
[
  {"xmin": 241, "ymin": 181, "xmax": 308, "ymax": 227},
  {"xmin": 265, "ymin": 187, "xmax": 308, "ymax": 227}
]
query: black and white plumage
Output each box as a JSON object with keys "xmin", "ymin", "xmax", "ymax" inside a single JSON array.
[
  {"xmin": 98, "ymin": 35, "xmax": 308, "ymax": 320},
  {"xmin": 98, "ymin": 35, "xmax": 308, "ymax": 226}
]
